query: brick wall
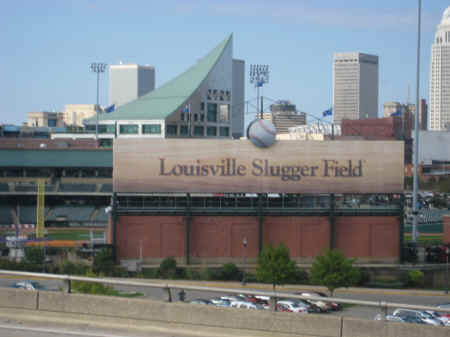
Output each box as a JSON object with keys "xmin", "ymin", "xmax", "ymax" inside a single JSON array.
[
  {"xmin": 335, "ymin": 216, "xmax": 400, "ymax": 262},
  {"xmin": 115, "ymin": 214, "xmax": 400, "ymax": 264},
  {"xmin": 444, "ymin": 216, "xmax": 450, "ymax": 244}
]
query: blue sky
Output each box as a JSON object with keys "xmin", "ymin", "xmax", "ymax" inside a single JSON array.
[{"xmin": 0, "ymin": 0, "xmax": 448, "ymax": 125}]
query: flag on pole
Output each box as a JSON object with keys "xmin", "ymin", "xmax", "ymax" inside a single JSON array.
[
  {"xmin": 391, "ymin": 109, "xmax": 402, "ymax": 117},
  {"xmin": 322, "ymin": 107, "xmax": 333, "ymax": 117},
  {"xmin": 104, "ymin": 104, "xmax": 115, "ymax": 113},
  {"xmin": 181, "ymin": 104, "xmax": 190, "ymax": 113}
]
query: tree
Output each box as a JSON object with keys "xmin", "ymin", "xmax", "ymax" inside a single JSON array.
[
  {"xmin": 311, "ymin": 249, "xmax": 360, "ymax": 296},
  {"xmin": 256, "ymin": 243, "xmax": 296, "ymax": 291}
]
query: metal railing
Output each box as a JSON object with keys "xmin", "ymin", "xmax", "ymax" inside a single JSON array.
[{"xmin": 1, "ymin": 269, "xmax": 449, "ymax": 318}]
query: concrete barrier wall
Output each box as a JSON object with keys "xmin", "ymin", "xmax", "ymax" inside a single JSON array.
[
  {"xmin": 0, "ymin": 288, "xmax": 37, "ymax": 310},
  {"xmin": 38, "ymin": 291, "xmax": 342, "ymax": 336},
  {"xmin": 342, "ymin": 316, "xmax": 449, "ymax": 337},
  {"xmin": 0, "ymin": 288, "xmax": 448, "ymax": 337}
]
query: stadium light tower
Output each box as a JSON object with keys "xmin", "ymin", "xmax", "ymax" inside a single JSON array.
[
  {"xmin": 90, "ymin": 62, "xmax": 107, "ymax": 142},
  {"xmin": 412, "ymin": 0, "xmax": 421, "ymax": 243},
  {"xmin": 249, "ymin": 64, "xmax": 270, "ymax": 119}
]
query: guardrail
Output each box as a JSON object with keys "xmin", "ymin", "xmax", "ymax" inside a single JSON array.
[{"xmin": 1, "ymin": 269, "xmax": 449, "ymax": 318}]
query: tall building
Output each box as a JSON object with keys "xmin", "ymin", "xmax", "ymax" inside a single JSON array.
[
  {"xmin": 333, "ymin": 53, "xmax": 379, "ymax": 124},
  {"xmin": 27, "ymin": 111, "xmax": 64, "ymax": 127},
  {"xmin": 232, "ymin": 59, "xmax": 245, "ymax": 139},
  {"xmin": 63, "ymin": 104, "xmax": 98, "ymax": 127},
  {"xmin": 263, "ymin": 100, "xmax": 306, "ymax": 134},
  {"xmin": 82, "ymin": 34, "xmax": 244, "ymax": 144},
  {"xmin": 429, "ymin": 7, "xmax": 450, "ymax": 131},
  {"xmin": 109, "ymin": 64, "xmax": 155, "ymax": 108}
]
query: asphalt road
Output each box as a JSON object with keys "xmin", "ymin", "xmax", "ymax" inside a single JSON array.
[{"xmin": 1, "ymin": 277, "xmax": 449, "ymax": 321}]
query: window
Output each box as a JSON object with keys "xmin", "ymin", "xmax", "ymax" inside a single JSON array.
[
  {"xmin": 201, "ymin": 102, "xmax": 205, "ymax": 111},
  {"xmin": 180, "ymin": 112, "xmax": 185, "ymax": 121},
  {"xmin": 142, "ymin": 124, "xmax": 161, "ymax": 134},
  {"xmin": 194, "ymin": 113, "xmax": 198, "ymax": 121},
  {"xmin": 207, "ymin": 126, "xmax": 217, "ymax": 136},
  {"xmin": 194, "ymin": 126, "xmax": 204, "ymax": 136},
  {"xmin": 200, "ymin": 113, "xmax": 205, "ymax": 122},
  {"xmin": 48, "ymin": 119, "xmax": 57, "ymax": 127},
  {"xmin": 219, "ymin": 127, "xmax": 229, "ymax": 137},
  {"xmin": 99, "ymin": 139, "xmax": 113, "ymax": 148},
  {"xmin": 98, "ymin": 125, "xmax": 116, "ymax": 134},
  {"xmin": 180, "ymin": 125, "xmax": 189, "ymax": 136},
  {"xmin": 166, "ymin": 125, "xmax": 177, "ymax": 136},
  {"xmin": 119, "ymin": 124, "xmax": 139, "ymax": 134},
  {"xmin": 207, "ymin": 103, "xmax": 217, "ymax": 122},
  {"xmin": 219, "ymin": 104, "xmax": 230, "ymax": 121}
]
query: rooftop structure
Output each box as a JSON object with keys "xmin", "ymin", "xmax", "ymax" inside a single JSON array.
[{"xmin": 429, "ymin": 6, "xmax": 450, "ymax": 130}]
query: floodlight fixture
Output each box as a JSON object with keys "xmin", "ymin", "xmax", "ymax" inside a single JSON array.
[
  {"xmin": 90, "ymin": 62, "xmax": 107, "ymax": 144},
  {"xmin": 249, "ymin": 64, "xmax": 270, "ymax": 119}
]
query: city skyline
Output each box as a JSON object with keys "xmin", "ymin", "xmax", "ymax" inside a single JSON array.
[{"xmin": 0, "ymin": 0, "xmax": 449, "ymax": 125}]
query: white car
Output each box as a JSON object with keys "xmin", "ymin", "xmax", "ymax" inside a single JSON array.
[
  {"xmin": 277, "ymin": 300, "xmax": 308, "ymax": 313},
  {"xmin": 299, "ymin": 292, "xmax": 331, "ymax": 312},
  {"xmin": 230, "ymin": 300, "xmax": 261, "ymax": 310}
]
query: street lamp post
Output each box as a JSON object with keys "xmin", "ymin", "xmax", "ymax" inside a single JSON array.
[
  {"xmin": 446, "ymin": 246, "xmax": 449, "ymax": 295},
  {"xmin": 412, "ymin": 0, "xmax": 422, "ymax": 244},
  {"xmin": 90, "ymin": 63, "xmax": 107, "ymax": 143},
  {"xmin": 242, "ymin": 237, "xmax": 247, "ymax": 286}
]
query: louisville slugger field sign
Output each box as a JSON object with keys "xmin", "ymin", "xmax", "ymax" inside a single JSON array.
[{"xmin": 114, "ymin": 139, "xmax": 404, "ymax": 194}]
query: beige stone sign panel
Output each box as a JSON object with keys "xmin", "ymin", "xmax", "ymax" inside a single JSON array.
[{"xmin": 114, "ymin": 139, "xmax": 404, "ymax": 194}]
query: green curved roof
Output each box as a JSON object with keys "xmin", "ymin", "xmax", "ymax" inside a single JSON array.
[{"xmin": 94, "ymin": 34, "xmax": 232, "ymax": 122}]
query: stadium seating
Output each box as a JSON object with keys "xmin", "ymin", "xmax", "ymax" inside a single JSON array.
[
  {"xmin": 59, "ymin": 184, "xmax": 97, "ymax": 193},
  {"xmin": 0, "ymin": 206, "xmax": 13, "ymax": 225}
]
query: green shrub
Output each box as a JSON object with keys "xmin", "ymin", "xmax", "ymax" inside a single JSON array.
[
  {"xmin": 140, "ymin": 268, "xmax": 160, "ymax": 279},
  {"xmin": 92, "ymin": 248, "xmax": 115, "ymax": 275},
  {"xmin": 221, "ymin": 263, "xmax": 241, "ymax": 281},
  {"xmin": 199, "ymin": 267, "xmax": 221, "ymax": 280},
  {"xmin": 184, "ymin": 268, "xmax": 201, "ymax": 280},
  {"xmin": 288, "ymin": 267, "xmax": 309, "ymax": 284},
  {"xmin": 24, "ymin": 246, "xmax": 45, "ymax": 266},
  {"xmin": 408, "ymin": 270, "xmax": 424, "ymax": 288},
  {"xmin": 160, "ymin": 257, "xmax": 177, "ymax": 279},
  {"xmin": 358, "ymin": 268, "xmax": 371, "ymax": 286},
  {"xmin": 72, "ymin": 271, "xmax": 118, "ymax": 296},
  {"xmin": 59, "ymin": 261, "xmax": 90, "ymax": 275}
]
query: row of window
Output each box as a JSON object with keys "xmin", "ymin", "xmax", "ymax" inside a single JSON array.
[
  {"xmin": 166, "ymin": 125, "xmax": 229, "ymax": 137},
  {"xmin": 181, "ymin": 103, "xmax": 230, "ymax": 123},
  {"xmin": 85, "ymin": 124, "xmax": 162, "ymax": 135}
]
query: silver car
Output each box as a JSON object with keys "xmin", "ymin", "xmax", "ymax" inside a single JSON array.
[{"xmin": 392, "ymin": 309, "xmax": 444, "ymax": 326}]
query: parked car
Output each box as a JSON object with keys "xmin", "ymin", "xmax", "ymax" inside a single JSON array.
[
  {"xmin": 277, "ymin": 300, "xmax": 308, "ymax": 313},
  {"xmin": 297, "ymin": 292, "xmax": 331, "ymax": 312},
  {"xmin": 189, "ymin": 299, "xmax": 213, "ymax": 305},
  {"xmin": 280, "ymin": 298, "xmax": 316, "ymax": 313},
  {"xmin": 11, "ymin": 281, "xmax": 45, "ymax": 291},
  {"xmin": 425, "ymin": 310, "xmax": 450, "ymax": 326},
  {"xmin": 392, "ymin": 309, "xmax": 444, "ymax": 326},
  {"xmin": 437, "ymin": 303, "xmax": 450, "ymax": 319},
  {"xmin": 209, "ymin": 297, "xmax": 231, "ymax": 307},
  {"xmin": 315, "ymin": 292, "xmax": 342, "ymax": 311},
  {"xmin": 230, "ymin": 300, "xmax": 263, "ymax": 310}
]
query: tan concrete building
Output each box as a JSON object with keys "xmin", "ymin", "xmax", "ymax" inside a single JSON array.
[
  {"xmin": 63, "ymin": 104, "xmax": 98, "ymax": 127},
  {"xmin": 27, "ymin": 111, "xmax": 64, "ymax": 127}
]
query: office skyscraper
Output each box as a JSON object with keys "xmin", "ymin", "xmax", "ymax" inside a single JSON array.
[
  {"xmin": 429, "ymin": 7, "xmax": 450, "ymax": 131},
  {"xmin": 110, "ymin": 64, "xmax": 155, "ymax": 108},
  {"xmin": 333, "ymin": 53, "xmax": 379, "ymax": 124}
]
